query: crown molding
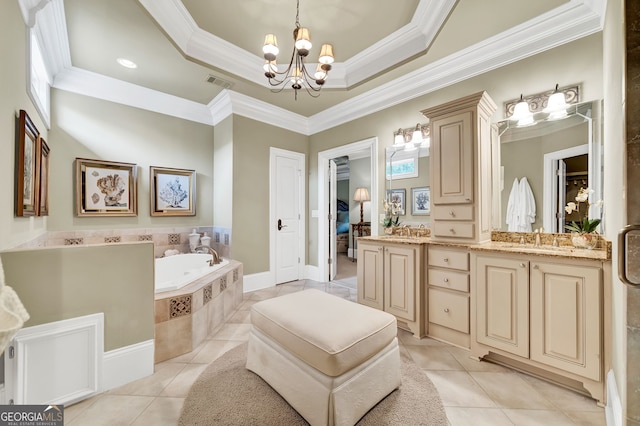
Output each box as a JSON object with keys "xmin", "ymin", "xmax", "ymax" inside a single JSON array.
[{"xmin": 53, "ymin": 67, "xmax": 214, "ymax": 125}]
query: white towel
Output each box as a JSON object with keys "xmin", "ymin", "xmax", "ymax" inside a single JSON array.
[
  {"xmin": 505, "ymin": 178, "xmax": 520, "ymax": 231},
  {"xmin": 518, "ymin": 177, "xmax": 536, "ymax": 232},
  {"xmin": 0, "ymin": 257, "xmax": 30, "ymax": 354}
]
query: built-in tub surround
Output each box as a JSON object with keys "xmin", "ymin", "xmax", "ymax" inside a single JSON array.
[
  {"xmin": 154, "ymin": 259, "xmax": 243, "ymax": 363},
  {"xmin": 155, "ymin": 254, "xmax": 229, "ymax": 293},
  {"xmin": 14, "ymin": 226, "xmax": 232, "ymax": 259}
]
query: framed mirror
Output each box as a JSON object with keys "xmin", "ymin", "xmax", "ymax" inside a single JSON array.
[
  {"xmin": 385, "ymin": 144, "xmax": 431, "ymax": 224},
  {"xmin": 494, "ymin": 100, "xmax": 603, "ymax": 233}
]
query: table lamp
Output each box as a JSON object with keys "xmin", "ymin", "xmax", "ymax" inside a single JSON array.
[{"xmin": 353, "ymin": 187, "xmax": 370, "ymax": 224}]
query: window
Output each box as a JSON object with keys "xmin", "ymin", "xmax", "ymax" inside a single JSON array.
[{"xmin": 28, "ymin": 31, "xmax": 51, "ymax": 128}]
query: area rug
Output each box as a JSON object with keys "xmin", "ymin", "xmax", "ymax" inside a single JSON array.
[{"xmin": 178, "ymin": 343, "xmax": 448, "ymax": 425}]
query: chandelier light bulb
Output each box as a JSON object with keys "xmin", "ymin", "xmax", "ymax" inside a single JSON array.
[
  {"xmin": 294, "ymin": 27, "xmax": 312, "ymax": 56},
  {"xmin": 263, "ymin": 60, "xmax": 277, "ymax": 77},
  {"xmin": 314, "ymin": 64, "xmax": 327, "ymax": 82},
  {"xmin": 262, "ymin": 34, "xmax": 279, "ymax": 61}
]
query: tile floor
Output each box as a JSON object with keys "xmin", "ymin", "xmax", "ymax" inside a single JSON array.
[{"xmin": 64, "ymin": 279, "xmax": 606, "ymax": 425}]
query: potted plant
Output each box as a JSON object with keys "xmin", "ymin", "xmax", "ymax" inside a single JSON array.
[
  {"xmin": 564, "ymin": 187, "xmax": 602, "ymax": 249},
  {"xmin": 382, "ymin": 198, "xmax": 402, "ymax": 234}
]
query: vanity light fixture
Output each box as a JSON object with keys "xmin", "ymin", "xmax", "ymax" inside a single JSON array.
[
  {"xmin": 392, "ymin": 124, "xmax": 430, "ymax": 151},
  {"xmin": 543, "ymin": 84, "xmax": 569, "ymax": 120},
  {"xmin": 393, "ymin": 128, "xmax": 406, "ymax": 147}
]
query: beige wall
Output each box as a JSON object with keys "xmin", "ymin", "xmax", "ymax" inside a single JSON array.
[
  {"xmin": 213, "ymin": 115, "xmax": 233, "ymax": 229},
  {"xmin": 308, "ymin": 33, "xmax": 604, "ymax": 266},
  {"xmin": 0, "ymin": 243, "xmax": 155, "ymax": 351},
  {"xmin": 0, "ymin": 1, "xmax": 48, "ymax": 250},
  {"xmin": 48, "ymin": 90, "xmax": 214, "ymax": 231},
  {"xmin": 231, "ymin": 115, "xmax": 308, "ymax": 275}
]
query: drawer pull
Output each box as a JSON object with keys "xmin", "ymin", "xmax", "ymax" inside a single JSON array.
[
  {"xmin": 533, "ymin": 264, "xmax": 539, "ymax": 269},
  {"xmin": 443, "ymin": 258, "xmax": 449, "ymax": 262},
  {"xmin": 443, "ymin": 278, "xmax": 449, "ymax": 282},
  {"xmin": 449, "ymin": 228, "xmax": 455, "ymax": 234},
  {"xmin": 449, "ymin": 210, "xmax": 455, "ymax": 216},
  {"xmin": 520, "ymin": 263, "xmax": 525, "ymax": 268},
  {"xmin": 444, "ymin": 308, "xmax": 450, "ymax": 313}
]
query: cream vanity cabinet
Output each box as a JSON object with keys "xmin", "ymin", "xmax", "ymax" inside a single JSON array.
[
  {"xmin": 421, "ymin": 91, "xmax": 496, "ymax": 243},
  {"xmin": 471, "ymin": 251, "xmax": 607, "ymax": 403},
  {"xmin": 357, "ymin": 239, "xmax": 425, "ymax": 338},
  {"xmin": 427, "ymin": 246, "xmax": 471, "ymax": 348}
]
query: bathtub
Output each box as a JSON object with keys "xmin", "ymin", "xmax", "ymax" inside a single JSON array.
[{"xmin": 155, "ymin": 253, "xmax": 229, "ymax": 293}]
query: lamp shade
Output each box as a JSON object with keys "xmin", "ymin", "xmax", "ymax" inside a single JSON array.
[
  {"xmin": 543, "ymin": 85, "xmax": 568, "ymax": 114},
  {"xmin": 319, "ymin": 44, "xmax": 334, "ymax": 64},
  {"xmin": 262, "ymin": 34, "xmax": 279, "ymax": 60},
  {"xmin": 353, "ymin": 187, "xmax": 370, "ymax": 202}
]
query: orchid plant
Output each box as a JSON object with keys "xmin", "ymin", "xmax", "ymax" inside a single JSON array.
[
  {"xmin": 564, "ymin": 187, "xmax": 603, "ymax": 234},
  {"xmin": 382, "ymin": 197, "xmax": 403, "ymax": 228}
]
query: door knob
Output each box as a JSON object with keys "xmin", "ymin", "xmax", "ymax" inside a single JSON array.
[{"xmin": 277, "ymin": 219, "xmax": 287, "ymax": 231}]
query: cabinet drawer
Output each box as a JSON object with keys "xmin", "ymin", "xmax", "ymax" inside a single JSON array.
[
  {"xmin": 432, "ymin": 205, "xmax": 474, "ymax": 221},
  {"xmin": 429, "ymin": 288, "xmax": 469, "ymax": 333},
  {"xmin": 432, "ymin": 222, "xmax": 475, "ymax": 239},
  {"xmin": 429, "ymin": 269, "xmax": 469, "ymax": 292},
  {"xmin": 428, "ymin": 247, "xmax": 469, "ymax": 271}
]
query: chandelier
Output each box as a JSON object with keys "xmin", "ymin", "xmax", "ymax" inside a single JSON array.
[{"xmin": 262, "ymin": 0, "xmax": 335, "ymax": 99}]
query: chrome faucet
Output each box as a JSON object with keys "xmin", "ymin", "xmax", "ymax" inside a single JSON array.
[
  {"xmin": 534, "ymin": 228, "xmax": 542, "ymax": 247},
  {"xmin": 195, "ymin": 245, "xmax": 221, "ymax": 265},
  {"xmin": 402, "ymin": 224, "xmax": 411, "ymax": 237}
]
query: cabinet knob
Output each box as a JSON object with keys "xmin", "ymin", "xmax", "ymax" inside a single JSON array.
[
  {"xmin": 443, "ymin": 258, "xmax": 449, "ymax": 262},
  {"xmin": 444, "ymin": 278, "xmax": 449, "ymax": 282},
  {"xmin": 378, "ymin": 247, "xmax": 383, "ymax": 251},
  {"xmin": 449, "ymin": 228, "xmax": 455, "ymax": 234},
  {"xmin": 520, "ymin": 263, "xmax": 525, "ymax": 268},
  {"xmin": 444, "ymin": 308, "xmax": 450, "ymax": 313},
  {"xmin": 449, "ymin": 210, "xmax": 455, "ymax": 216},
  {"xmin": 533, "ymin": 264, "xmax": 539, "ymax": 269},
  {"xmin": 465, "ymin": 198, "xmax": 471, "ymax": 202}
]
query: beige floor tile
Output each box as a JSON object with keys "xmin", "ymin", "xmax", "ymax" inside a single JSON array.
[
  {"xmin": 66, "ymin": 395, "xmax": 154, "ymax": 426},
  {"xmin": 190, "ymin": 339, "xmax": 244, "ymax": 364},
  {"xmin": 237, "ymin": 298, "xmax": 261, "ymax": 311},
  {"xmin": 64, "ymin": 394, "xmax": 101, "ymax": 423},
  {"xmin": 227, "ymin": 308, "xmax": 251, "ymax": 323},
  {"xmin": 425, "ymin": 371, "xmax": 497, "ymax": 408},
  {"xmin": 517, "ymin": 372, "xmax": 603, "ymax": 412},
  {"xmin": 160, "ymin": 364, "xmax": 208, "ymax": 397},
  {"xmin": 564, "ymin": 410, "xmax": 607, "ymax": 425},
  {"xmin": 131, "ymin": 397, "xmax": 184, "ymax": 426},
  {"xmin": 108, "ymin": 362, "xmax": 187, "ymax": 396},
  {"xmin": 446, "ymin": 346, "xmax": 514, "ymax": 373},
  {"xmin": 405, "ymin": 345, "xmax": 465, "ymax": 370},
  {"xmin": 445, "ymin": 407, "xmax": 514, "ymax": 426},
  {"xmin": 470, "ymin": 372, "xmax": 555, "ymax": 410},
  {"xmin": 397, "ymin": 328, "xmax": 449, "ymax": 347},
  {"xmin": 209, "ymin": 322, "xmax": 252, "ymax": 341},
  {"xmin": 502, "ymin": 409, "xmax": 576, "ymax": 425},
  {"xmin": 248, "ymin": 287, "xmax": 280, "ymax": 300}
]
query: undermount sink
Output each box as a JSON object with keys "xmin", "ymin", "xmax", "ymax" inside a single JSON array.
[{"xmin": 494, "ymin": 243, "xmax": 575, "ymax": 253}]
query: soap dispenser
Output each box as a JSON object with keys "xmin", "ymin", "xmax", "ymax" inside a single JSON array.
[
  {"xmin": 188, "ymin": 229, "xmax": 200, "ymax": 253},
  {"xmin": 201, "ymin": 232, "xmax": 212, "ymax": 248}
]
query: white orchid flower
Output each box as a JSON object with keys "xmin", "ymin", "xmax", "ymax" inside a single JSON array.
[{"xmin": 565, "ymin": 202, "xmax": 577, "ymax": 214}]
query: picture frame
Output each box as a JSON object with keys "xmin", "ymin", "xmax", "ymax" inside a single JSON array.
[
  {"xmin": 150, "ymin": 166, "xmax": 196, "ymax": 217},
  {"xmin": 37, "ymin": 137, "xmax": 50, "ymax": 216},
  {"xmin": 15, "ymin": 110, "xmax": 39, "ymax": 217},
  {"xmin": 387, "ymin": 189, "xmax": 406, "ymax": 216},
  {"xmin": 411, "ymin": 186, "xmax": 431, "ymax": 215},
  {"xmin": 75, "ymin": 158, "xmax": 138, "ymax": 217}
]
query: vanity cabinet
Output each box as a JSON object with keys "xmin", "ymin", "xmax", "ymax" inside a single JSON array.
[
  {"xmin": 421, "ymin": 92, "xmax": 496, "ymax": 243},
  {"xmin": 357, "ymin": 240, "xmax": 425, "ymax": 337},
  {"xmin": 471, "ymin": 252, "xmax": 606, "ymax": 403},
  {"xmin": 427, "ymin": 246, "xmax": 471, "ymax": 348}
]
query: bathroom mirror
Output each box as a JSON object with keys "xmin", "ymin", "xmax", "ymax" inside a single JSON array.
[
  {"xmin": 494, "ymin": 100, "xmax": 603, "ymax": 233},
  {"xmin": 385, "ymin": 145, "xmax": 431, "ymax": 224}
]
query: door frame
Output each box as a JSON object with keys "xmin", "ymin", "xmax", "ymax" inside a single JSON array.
[
  {"xmin": 318, "ymin": 137, "xmax": 378, "ymax": 281},
  {"xmin": 270, "ymin": 147, "xmax": 306, "ymax": 284}
]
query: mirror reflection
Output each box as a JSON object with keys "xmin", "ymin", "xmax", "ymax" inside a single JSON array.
[
  {"xmin": 385, "ymin": 145, "xmax": 431, "ymax": 225},
  {"xmin": 495, "ymin": 100, "xmax": 602, "ymax": 233}
]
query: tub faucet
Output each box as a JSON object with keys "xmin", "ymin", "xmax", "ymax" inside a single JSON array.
[{"xmin": 195, "ymin": 245, "xmax": 221, "ymax": 265}]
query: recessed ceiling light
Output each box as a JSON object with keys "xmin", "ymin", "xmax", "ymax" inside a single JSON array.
[{"xmin": 116, "ymin": 58, "xmax": 137, "ymax": 69}]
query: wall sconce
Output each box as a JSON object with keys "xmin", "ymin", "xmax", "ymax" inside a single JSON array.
[
  {"xmin": 504, "ymin": 84, "xmax": 579, "ymax": 126},
  {"xmin": 392, "ymin": 124, "xmax": 430, "ymax": 151}
]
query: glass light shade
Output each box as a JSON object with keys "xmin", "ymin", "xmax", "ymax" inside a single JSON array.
[
  {"xmin": 318, "ymin": 44, "xmax": 334, "ymax": 64},
  {"xmin": 516, "ymin": 115, "xmax": 536, "ymax": 127},
  {"xmin": 262, "ymin": 34, "xmax": 279, "ymax": 60},
  {"xmin": 294, "ymin": 27, "xmax": 312, "ymax": 53},
  {"xmin": 544, "ymin": 91, "xmax": 568, "ymax": 113},
  {"xmin": 263, "ymin": 60, "xmax": 277, "ymax": 74},
  {"xmin": 510, "ymin": 99, "xmax": 531, "ymax": 121},
  {"xmin": 411, "ymin": 124, "xmax": 423, "ymax": 145},
  {"xmin": 314, "ymin": 64, "xmax": 327, "ymax": 81},
  {"xmin": 353, "ymin": 187, "xmax": 370, "ymax": 202},
  {"xmin": 393, "ymin": 129, "xmax": 405, "ymax": 146}
]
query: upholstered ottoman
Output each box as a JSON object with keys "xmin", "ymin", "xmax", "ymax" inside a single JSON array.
[{"xmin": 246, "ymin": 289, "xmax": 401, "ymax": 426}]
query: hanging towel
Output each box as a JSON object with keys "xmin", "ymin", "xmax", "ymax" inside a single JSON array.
[
  {"xmin": 517, "ymin": 177, "xmax": 536, "ymax": 232},
  {"xmin": 0, "ymin": 257, "xmax": 30, "ymax": 354},
  {"xmin": 505, "ymin": 178, "xmax": 520, "ymax": 231}
]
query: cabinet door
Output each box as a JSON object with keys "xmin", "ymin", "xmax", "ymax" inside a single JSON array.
[
  {"xmin": 383, "ymin": 245, "xmax": 416, "ymax": 321},
  {"xmin": 476, "ymin": 255, "xmax": 529, "ymax": 358},
  {"xmin": 357, "ymin": 243, "xmax": 384, "ymax": 310},
  {"xmin": 530, "ymin": 262, "xmax": 601, "ymax": 381},
  {"xmin": 431, "ymin": 111, "xmax": 473, "ymax": 205}
]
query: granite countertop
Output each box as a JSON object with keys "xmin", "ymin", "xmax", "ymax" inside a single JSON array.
[{"xmin": 358, "ymin": 235, "xmax": 610, "ymax": 261}]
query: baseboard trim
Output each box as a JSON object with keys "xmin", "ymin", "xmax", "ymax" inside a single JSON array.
[
  {"xmin": 605, "ymin": 370, "xmax": 622, "ymax": 426},
  {"xmin": 102, "ymin": 340, "xmax": 154, "ymax": 391},
  {"xmin": 305, "ymin": 265, "xmax": 322, "ymax": 282},
  {"xmin": 242, "ymin": 272, "xmax": 274, "ymax": 293}
]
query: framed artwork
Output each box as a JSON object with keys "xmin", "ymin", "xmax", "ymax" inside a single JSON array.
[
  {"xmin": 150, "ymin": 166, "xmax": 196, "ymax": 216},
  {"xmin": 75, "ymin": 158, "xmax": 138, "ymax": 217},
  {"xmin": 37, "ymin": 137, "xmax": 50, "ymax": 216},
  {"xmin": 15, "ymin": 110, "xmax": 39, "ymax": 216},
  {"xmin": 411, "ymin": 186, "xmax": 431, "ymax": 215},
  {"xmin": 387, "ymin": 189, "xmax": 406, "ymax": 216}
]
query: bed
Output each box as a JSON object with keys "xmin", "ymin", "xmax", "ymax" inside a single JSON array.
[{"xmin": 336, "ymin": 199, "xmax": 350, "ymax": 253}]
